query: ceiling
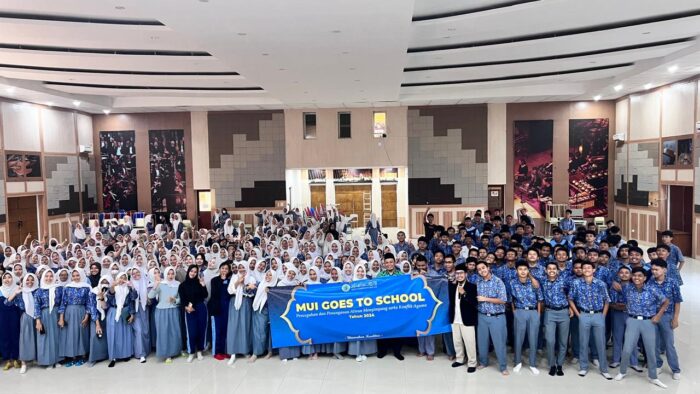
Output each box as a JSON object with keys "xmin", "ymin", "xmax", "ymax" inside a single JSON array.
[{"xmin": 0, "ymin": 0, "xmax": 699, "ymax": 113}]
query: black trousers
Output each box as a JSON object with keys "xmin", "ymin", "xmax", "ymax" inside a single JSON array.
[{"xmin": 378, "ymin": 338, "xmax": 403, "ymax": 356}]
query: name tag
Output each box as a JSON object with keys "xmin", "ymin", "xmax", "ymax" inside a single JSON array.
[
  {"xmin": 589, "ymin": 311, "xmax": 594, "ymax": 314},
  {"xmin": 636, "ymin": 316, "xmax": 643, "ymax": 320}
]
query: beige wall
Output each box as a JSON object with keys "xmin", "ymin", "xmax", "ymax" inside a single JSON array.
[
  {"xmin": 487, "ymin": 103, "xmax": 507, "ymax": 185},
  {"xmin": 284, "ymin": 107, "xmax": 408, "ymax": 169},
  {"xmin": 190, "ymin": 111, "xmax": 210, "ymax": 190}
]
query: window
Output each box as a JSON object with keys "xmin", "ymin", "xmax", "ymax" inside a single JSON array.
[
  {"xmin": 338, "ymin": 112, "xmax": 351, "ymax": 138},
  {"xmin": 373, "ymin": 111, "xmax": 387, "ymax": 138},
  {"xmin": 303, "ymin": 112, "xmax": 316, "ymax": 139}
]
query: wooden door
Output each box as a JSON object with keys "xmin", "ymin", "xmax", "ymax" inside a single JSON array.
[
  {"xmin": 335, "ymin": 185, "xmax": 371, "ymax": 225},
  {"xmin": 381, "ymin": 184, "xmax": 397, "ymax": 227},
  {"xmin": 310, "ymin": 185, "xmax": 326, "ymax": 209},
  {"xmin": 8, "ymin": 196, "xmax": 39, "ymax": 246}
]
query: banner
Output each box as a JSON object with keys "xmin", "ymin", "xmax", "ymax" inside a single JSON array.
[
  {"xmin": 569, "ymin": 119, "xmax": 609, "ymax": 217},
  {"xmin": 100, "ymin": 131, "xmax": 137, "ymax": 211},
  {"xmin": 513, "ymin": 120, "xmax": 553, "ymax": 216},
  {"xmin": 268, "ymin": 275, "xmax": 450, "ymax": 348},
  {"xmin": 149, "ymin": 129, "xmax": 187, "ymax": 216}
]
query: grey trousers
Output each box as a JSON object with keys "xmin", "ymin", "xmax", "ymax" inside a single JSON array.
[
  {"xmin": 477, "ymin": 313, "xmax": 507, "ymax": 371},
  {"xmin": 544, "ymin": 308, "xmax": 570, "ymax": 367},
  {"xmin": 578, "ymin": 312, "xmax": 608, "ymax": 373},
  {"xmin": 513, "ymin": 309, "xmax": 540, "ymax": 367},
  {"xmin": 621, "ymin": 318, "xmax": 658, "ymax": 379}
]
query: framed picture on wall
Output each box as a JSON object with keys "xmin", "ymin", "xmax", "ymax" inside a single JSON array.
[
  {"xmin": 662, "ymin": 136, "xmax": 693, "ymax": 168},
  {"xmin": 6, "ymin": 152, "xmax": 42, "ymax": 180}
]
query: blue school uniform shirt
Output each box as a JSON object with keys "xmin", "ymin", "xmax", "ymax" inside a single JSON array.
[
  {"xmin": 105, "ymin": 288, "xmax": 136, "ymax": 315},
  {"xmin": 493, "ymin": 264, "xmax": 517, "ymax": 297},
  {"xmin": 508, "ymin": 278, "xmax": 543, "ymax": 309},
  {"xmin": 568, "ymin": 277, "xmax": 610, "ymax": 311},
  {"xmin": 527, "ymin": 264, "xmax": 546, "ymax": 282},
  {"xmin": 649, "ymin": 277, "xmax": 682, "ymax": 316},
  {"xmin": 549, "ymin": 238, "xmax": 570, "ymax": 250},
  {"xmin": 609, "ymin": 282, "xmax": 630, "ymax": 312},
  {"xmin": 476, "ymin": 275, "xmax": 507, "ymax": 314},
  {"xmin": 541, "ymin": 276, "xmax": 569, "ymax": 308},
  {"xmin": 59, "ymin": 286, "xmax": 91, "ymax": 314},
  {"xmin": 559, "ymin": 218, "xmax": 576, "ymax": 233},
  {"xmin": 594, "ymin": 265, "xmax": 613, "ymax": 287},
  {"xmin": 34, "ymin": 287, "xmax": 64, "ymax": 312},
  {"xmin": 624, "ymin": 284, "xmax": 666, "ymax": 317}
]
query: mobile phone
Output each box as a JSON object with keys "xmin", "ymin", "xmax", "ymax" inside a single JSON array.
[{"xmin": 39, "ymin": 324, "xmax": 45, "ymax": 335}]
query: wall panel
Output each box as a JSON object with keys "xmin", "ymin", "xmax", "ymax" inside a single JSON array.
[
  {"xmin": 661, "ymin": 81, "xmax": 696, "ymax": 137},
  {"xmin": 629, "ymin": 91, "xmax": 661, "ymax": 140},
  {"xmin": 1, "ymin": 102, "xmax": 40, "ymax": 151},
  {"xmin": 41, "ymin": 108, "xmax": 76, "ymax": 153}
]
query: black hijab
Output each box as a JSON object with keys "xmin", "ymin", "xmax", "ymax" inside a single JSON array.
[
  {"xmin": 88, "ymin": 263, "xmax": 101, "ymax": 287},
  {"xmin": 178, "ymin": 264, "xmax": 208, "ymax": 307}
]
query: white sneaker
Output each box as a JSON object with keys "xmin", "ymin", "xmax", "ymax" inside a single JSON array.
[
  {"xmin": 513, "ymin": 363, "xmax": 522, "ymax": 373},
  {"xmin": 356, "ymin": 355, "xmax": 364, "ymax": 362},
  {"xmin": 601, "ymin": 372, "xmax": 612, "ymax": 380},
  {"xmin": 139, "ymin": 357, "xmax": 146, "ymax": 363},
  {"xmin": 362, "ymin": 355, "xmax": 367, "ymax": 361},
  {"xmin": 228, "ymin": 355, "xmax": 236, "ymax": 365},
  {"xmin": 592, "ymin": 359, "xmax": 600, "ymax": 367},
  {"xmin": 530, "ymin": 366, "xmax": 540, "ymax": 375},
  {"xmin": 571, "ymin": 357, "xmax": 579, "ymax": 364},
  {"xmin": 578, "ymin": 370, "xmax": 587, "ymax": 377},
  {"xmin": 196, "ymin": 352, "xmax": 203, "ymax": 361},
  {"xmin": 649, "ymin": 378, "xmax": 668, "ymax": 388},
  {"xmin": 19, "ymin": 364, "xmax": 26, "ymax": 374},
  {"xmin": 186, "ymin": 355, "xmax": 194, "ymax": 363},
  {"xmin": 672, "ymin": 373, "xmax": 680, "ymax": 380},
  {"xmin": 614, "ymin": 373, "xmax": 625, "ymax": 381}
]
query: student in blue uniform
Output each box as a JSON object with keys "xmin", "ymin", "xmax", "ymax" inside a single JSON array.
[
  {"xmin": 87, "ymin": 276, "xmax": 111, "ymax": 366},
  {"xmin": 250, "ymin": 269, "xmax": 276, "ymax": 362},
  {"xmin": 58, "ymin": 268, "xmax": 91, "ymax": 367},
  {"xmin": 0, "ymin": 271, "xmax": 21, "ymax": 370},
  {"xmin": 475, "ymin": 260, "xmax": 509, "ymax": 376},
  {"xmin": 227, "ymin": 262, "xmax": 256, "ymax": 364},
  {"xmin": 130, "ymin": 267, "xmax": 151, "ymax": 363},
  {"xmin": 4, "ymin": 273, "xmax": 38, "ymax": 373},
  {"xmin": 179, "ymin": 265, "xmax": 209, "ymax": 363},
  {"xmin": 608, "ymin": 266, "xmax": 639, "ymax": 370},
  {"xmin": 106, "ymin": 272, "xmax": 136, "ymax": 368},
  {"xmin": 509, "ymin": 261, "xmax": 543, "ymax": 375},
  {"xmin": 208, "ymin": 262, "xmax": 231, "ymax": 360},
  {"xmin": 568, "ymin": 261, "xmax": 612, "ymax": 380},
  {"xmin": 35, "ymin": 270, "xmax": 64, "ymax": 368},
  {"xmin": 649, "ymin": 259, "xmax": 682, "ymax": 380},
  {"xmin": 541, "ymin": 261, "xmax": 570, "ymax": 376},
  {"xmin": 614, "ymin": 267, "xmax": 669, "ymax": 388},
  {"xmin": 149, "ymin": 267, "xmax": 182, "ymax": 363}
]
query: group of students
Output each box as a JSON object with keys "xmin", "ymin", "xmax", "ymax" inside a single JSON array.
[{"xmin": 0, "ymin": 208, "xmax": 685, "ymax": 390}]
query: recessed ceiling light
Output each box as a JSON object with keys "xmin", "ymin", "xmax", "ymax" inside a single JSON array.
[
  {"xmin": 644, "ymin": 83, "xmax": 653, "ymax": 90},
  {"xmin": 115, "ymin": 5, "xmax": 125, "ymax": 10},
  {"xmin": 46, "ymin": 102, "xmax": 53, "ymax": 107},
  {"xmin": 668, "ymin": 65, "xmax": 679, "ymax": 73},
  {"xmin": 72, "ymin": 100, "xmax": 81, "ymax": 107},
  {"xmin": 102, "ymin": 109, "xmax": 111, "ymax": 115},
  {"xmin": 593, "ymin": 95, "xmax": 601, "ymax": 101},
  {"xmin": 614, "ymin": 84, "xmax": 623, "ymax": 92}
]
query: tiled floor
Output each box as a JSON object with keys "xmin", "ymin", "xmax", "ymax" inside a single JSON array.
[{"xmin": 4, "ymin": 260, "xmax": 698, "ymax": 394}]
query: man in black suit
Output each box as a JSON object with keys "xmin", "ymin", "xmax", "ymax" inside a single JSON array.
[{"xmin": 449, "ymin": 263, "xmax": 479, "ymax": 372}]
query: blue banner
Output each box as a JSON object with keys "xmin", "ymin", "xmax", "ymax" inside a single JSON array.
[{"xmin": 268, "ymin": 275, "xmax": 450, "ymax": 348}]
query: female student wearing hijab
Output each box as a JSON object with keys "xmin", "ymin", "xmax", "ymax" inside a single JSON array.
[
  {"xmin": 34, "ymin": 270, "xmax": 64, "ymax": 368},
  {"xmin": 347, "ymin": 265, "xmax": 377, "ymax": 362},
  {"xmin": 0, "ymin": 271, "xmax": 21, "ymax": 370},
  {"xmin": 131, "ymin": 267, "xmax": 151, "ymax": 363},
  {"xmin": 301, "ymin": 266, "xmax": 322, "ymax": 360},
  {"xmin": 87, "ymin": 276, "xmax": 111, "ymax": 366},
  {"xmin": 148, "ymin": 267, "xmax": 182, "ymax": 363},
  {"xmin": 364, "ymin": 213, "xmax": 381, "ymax": 247},
  {"xmin": 321, "ymin": 265, "xmax": 348, "ymax": 359},
  {"xmin": 226, "ymin": 262, "xmax": 256, "ymax": 365},
  {"xmin": 87, "ymin": 263, "xmax": 102, "ymax": 288},
  {"xmin": 4, "ymin": 273, "xmax": 38, "ymax": 373},
  {"xmin": 58, "ymin": 268, "xmax": 91, "ymax": 367},
  {"xmin": 106, "ymin": 272, "xmax": 136, "ymax": 367},
  {"xmin": 275, "ymin": 264, "xmax": 301, "ymax": 362},
  {"xmin": 250, "ymin": 270, "xmax": 277, "ymax": 362},
  {"xmin": 179, "ymin": 265, "xmax": 209, "ymax": 362},
  {"xmin": 207, "ymin": 262, "xmax": 231, "ymax": 360}
]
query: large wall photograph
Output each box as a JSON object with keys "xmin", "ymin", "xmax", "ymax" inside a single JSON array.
[
  {"xmin": 569, "ymin": 119, "xmax": 609, "ymax": 217},
  {"xmin": 149, "ymin": 129, "xmax": 187, "ymax": 216},
  {"xmin": 100, "ymin": 131, "xmax": 137, "ymax": 211},
  {"xmin": 513, "ymin": 120, "xmax": 553, "ymax": 216}
]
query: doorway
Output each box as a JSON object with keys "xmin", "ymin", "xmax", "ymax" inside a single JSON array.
[
  {"xmin": 8, "ymin": 196, "xmax": 40, "ymax": 246},
  {"xmin": 664, "ymin": 185, "xmax": 693, "ymax": 256}
]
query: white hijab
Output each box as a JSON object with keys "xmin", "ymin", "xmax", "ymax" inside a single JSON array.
[
  {"xmin": 21, "ymin": 273, "xmax": 38, "ymax": 318},
  {"xmin": 74, "ymin": 223, "xmax": 87, "ymax": 240},
  {"xmin": 0, "ymin": 272, "xmax": 18, "ymax": 298},
  {"xmin": 40, "ymin": 270, "xmax": 59, "ymax": 314},
  {"xmin": 113, "ymin": 272, "xmax": 130, "ymax": 322},
  {"xmin": 65, "ymin": 268, "xmax": 91, "ymax": 288},
  {"xmin": 91, "ymin": 276, "xmax": 112, "ymax": 321},
  {"xmin": 130, "ymin": 267, "xmax": 149, "ymax": 312},
  {"xmin": 252, "ymin": 271, "xmax": 277, "ymax": 312},
  {"xmin": 162, "ymin": 267, "xmax": 180, "ymax": 288}
]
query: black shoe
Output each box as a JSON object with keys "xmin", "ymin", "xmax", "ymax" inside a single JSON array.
[
  {"xmin": 452, "ymin": 362, "xmax": 465, "ymax": 368},
  {"xmin": 549, "ymin": 366, "xmax": 556, "ymax": 376},
  {"xmin": 108, "ymin": 360, "xmax": 116, "ymax": 368},
  {"xmin": 377, "ymin": 351, "xmax": 386, "ymax": 359},
  {"xmin": 467, "ymin": 367, "xmax": 477, "ymax": 373},
  {"xmin": 394, "ymin": 353, "xmax": 404, "ymax": 361},
  {"xmin": 556, "ymin": 366, "xmax": 564, "ymax": 376}
]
